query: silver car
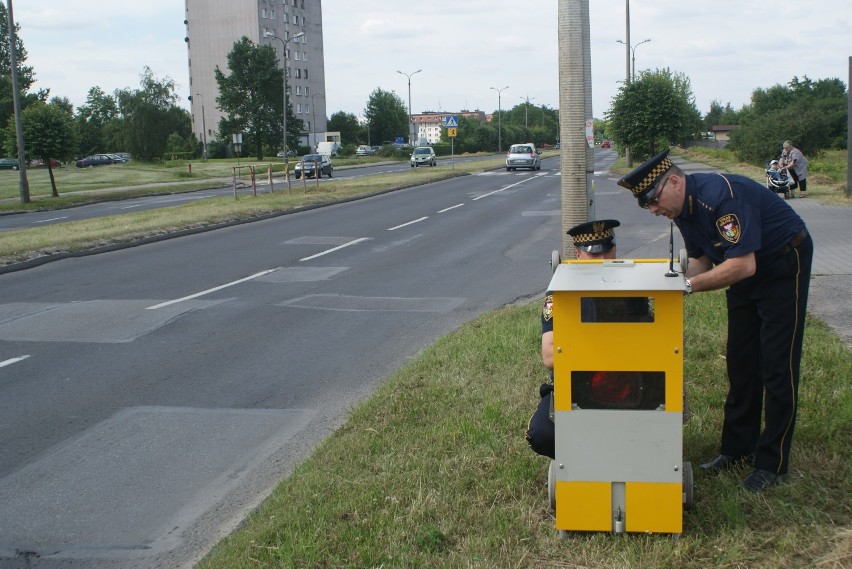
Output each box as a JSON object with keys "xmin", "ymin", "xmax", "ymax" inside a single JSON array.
[
  {"xmin": 505, "ymin": 143, "xmax": 541, "ymax": 171},
  {"xmin": 410, "ymin": 147, "xmax": 437, "ymax": 167}
]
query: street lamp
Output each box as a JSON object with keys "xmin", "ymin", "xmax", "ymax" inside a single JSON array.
[
  {"xmin": 311, "ymin": 91, "xmax": 324, "ymax": 151},
  {"xmin": 265, "ymin": 30, "xmax": 305, "ymax": 177},
  {"xmin": 397, "ymin": 69, "xmax": 421, "ymax": 146},
  {"xmin": 616, "ymin": 38, "xmax": 651, "ymax": 81},
  {"xmin": 195, "ymin": 93, "xmax": 207, "ymax": 161},
  {"xmin": 520, "ymin": 94, "xmax": 536, "ymax": 129},
  {"xmin": 490, "ymin": 86, "xmax": 509, "ymax": 152}
]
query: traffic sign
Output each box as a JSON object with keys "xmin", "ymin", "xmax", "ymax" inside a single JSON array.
[
  {"xmin": 447, "ymin": 128, "xmax": 458, "ymax": 138},
  {"xmin": 444, "ymin": 115, "xmax": 459, "ymax": 128}
]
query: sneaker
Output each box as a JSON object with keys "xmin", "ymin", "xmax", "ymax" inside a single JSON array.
[{"xmin": 742, "ymin": 468, "xmax": 785, "ymax": 492}]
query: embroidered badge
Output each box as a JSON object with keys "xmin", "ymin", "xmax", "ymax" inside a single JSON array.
[
  {"xmin": 542, "ymin": 295, "xmax": 554, "ymax": 321},
  {"xmin": 716, "ymin": 213, "xmax": 741, "ymax": 243}
]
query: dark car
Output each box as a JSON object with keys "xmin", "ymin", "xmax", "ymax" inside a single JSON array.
[
  {"xmin": 76, "ymin": 154, "xmax": 116, "ymax": 168},
  {"xmin": 294, "ymin": 154, "xmax": 333, "ymax": 179},
  {"xmin": 0, "ymin": 158, "xmax": 20, "ymax": 170},
  {"xmin": 601, "ymin": 140, "xmax": 611, "ymax": 148}
]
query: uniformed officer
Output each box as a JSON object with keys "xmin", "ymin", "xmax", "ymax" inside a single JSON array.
[
  {"xmin": 618, "ymin": 148, "xmax": 813, "ymax": 491},
  {"xmin": 526, "ymin": 219, "xmax": 620, "ymax": 459}
]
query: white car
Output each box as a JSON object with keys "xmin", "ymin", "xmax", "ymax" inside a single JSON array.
[
  {"xmin": 410, "ymin": 147, "xmax": 437, "ymax": 167},
  {"xmin": 355, "ymin": 145, "xmax": 373, "ymax": 157}
]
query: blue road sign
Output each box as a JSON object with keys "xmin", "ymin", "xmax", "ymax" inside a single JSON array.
[{"xmin": 444, "ymin": 116, "xmax": 459, "ymax": 128}]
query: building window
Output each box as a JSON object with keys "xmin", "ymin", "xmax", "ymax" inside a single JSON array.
[
  {"xmin": 295, "ymin": 69, "xmax": 301, "ymax": 78},
  {"xmin": 261, "ymin": 8, "xmax": 267, "ymax": 18},
  {"xmin": 270, "ymin": 10, "xmax": 275, "ymax": 19},
  {"xmin": 304, "ymin": 69, "xmax": 309, "ymax": 79},
  {"xmin": 295, "ymin": 51, "xmax": 300, "ymax": 61},
  {"xmin": 295, "ymin": 86, "xmax": 301, "ymax": 95},
  {"xmin": 304, "ymin": 86, "xmax": 309, "ymax": 96},
  {"xmin": 297, "ymin": 104, "xmax": 302, "ymax": 113},
  {"xmin": 306, "ymin": 104, "xmax": 310, "ymax": 114},
  {"xmin": 302, "ymin": 51, "xmax": 307, "ymax": 62}
]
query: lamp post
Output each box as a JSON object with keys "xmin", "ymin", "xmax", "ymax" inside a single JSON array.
[
  {"xmin": 490, "ymin": 85, "xmax": 508, "ymax": 152},
  {"xmin": 616, "ymin": 38, "xmax": 650, "ymax": 82},
  {"xmin": 195, "ymin": 93, "xmax": 207, "ymax": 161},
  {"xmin": 311, "ymin": 91, "xmax": 324, "ymax": 151},
  {"xmin": 397, "ymin": 69, "xmax": 421, "ymax": 146},
  {"xmin": 265, "ymin": 31, "xmax": 305, "ymax": 179},
  {"xmin": 520, "ymin": 95, "xmax": 536, "ymax": 129}
]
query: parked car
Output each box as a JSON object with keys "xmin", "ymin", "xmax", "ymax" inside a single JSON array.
[
  {"xmin": 355, "ymin": 145, "xmax": 373, "ymax": 157},
  {"xmin": 0, "ymin": 158, "xmax": 20, "ymax": 170},
  {"xmin": 601, "ymin": 140, "xmax": 611, "ymax": 148},
  {"xmin": 76, "ymin": 154, "xmax": 117, "ymax": 168},
  {"xmin": 107, "ymin": 153, "xmax": 128, "ymax": 163},
  {"xmin": 30, "ymin": 158, "xmax": 61, "ymax": 168},
  {"xmin": 276, "ymin": 149, "xmax": 297, "ymax": 158},
  {"xmin": 505, "ymin": 143, "xmax": 541, "ymax": 171},
  {"xmin": 294, "ymin": 154, "xmax": 333, "ymax": 179},
  {"xmin": 410, "ymin": 146, "xmax": 437, "ymax": 167}
]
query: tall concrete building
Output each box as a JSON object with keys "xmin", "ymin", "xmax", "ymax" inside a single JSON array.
[{"xmin": 184, "ymin": 0, "xmax": 327, "ymax": 152}]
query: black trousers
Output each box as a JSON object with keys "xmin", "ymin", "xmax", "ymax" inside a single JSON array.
[
  {"xmin": 721, "ymin": 235, "xmax": 813, "ymax": 474},
  {"xmin": 526, "ymin": 384, "xmax": 555, "ymax": 459}
]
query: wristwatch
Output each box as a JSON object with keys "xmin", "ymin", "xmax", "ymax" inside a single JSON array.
[{"xmin": 684, "ymin": 278, "xmax": 693, "ymax": 294}]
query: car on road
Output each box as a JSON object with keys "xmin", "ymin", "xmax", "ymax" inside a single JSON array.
[
  {"xmin": 0, "ymin": 157, "xmax": 20, "ymax": 170},
  {"xmin": 505, "ymin": 143, "xmax": 541, "ymax": 171},
  {"xmin": 601, "ymin": 140, "xmax": 611, "ymax": 148},
  {"xmin": 294, "ymin": 154, "xmax": 333, "ymax": 179},
  {"xmin": 355, "ymin": 145, "xmax": 374, "ymax": 157},
  {"xmin": 410, "ymin": 146, "xmax": 436, "ymax": 167},
  {"xmin": 76, "ymin": 154, "xmax": 118, "ymax": 168}
]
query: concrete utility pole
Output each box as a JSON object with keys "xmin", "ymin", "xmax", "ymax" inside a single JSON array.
[
  {"xmin": 623, "ymin": 0, "xmax": 633, "ymax": 167},
  {"xmin": 265, "ymin": 31, "xmax": 304, "ymax": 183},
  {"xmin": 847, "ymin": 56, "xmax": 851, "ymax": 198},
  {"xmin": 557, "ymin": 0, "xmax": 593, "ymax": 258},
  {"xmin": 195, "ymin": 93, "xmax": 207, "ymax": 161},
  {"xmin": 6, "ymin": 0, "xmax": 29, "ymax": 203}
]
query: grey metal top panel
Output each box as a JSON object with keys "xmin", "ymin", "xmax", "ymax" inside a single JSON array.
[{"xmin": 547, "ymin": 260, "xmax": 687, "ymax": 293}]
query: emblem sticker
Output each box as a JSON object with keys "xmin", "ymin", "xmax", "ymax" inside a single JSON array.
[
  {"xmin": 542, "ymin": 295, "xmax": 554, "ymax": 321},
  {"xmin": 716, "ymin": 213, "xmax": 741, "ymax": 244}
]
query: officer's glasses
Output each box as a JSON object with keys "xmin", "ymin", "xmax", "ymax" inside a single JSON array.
[{"xmin": 642, "ymin": 176, "xmax": 670, "ymax": 209}]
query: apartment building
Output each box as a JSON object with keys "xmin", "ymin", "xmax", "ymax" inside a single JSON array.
[
  {"xmin": 184, "ymin": 0, "xmax": 327, "ymax": 150},
  {"xmin": 412, "ymin": 111, "xmax": 487, "ymax": 145}
]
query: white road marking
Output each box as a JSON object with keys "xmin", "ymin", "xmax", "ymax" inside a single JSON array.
[
  {"xmin": 472, "ymin": 177, "xmax": 535, "ymax": 201},
  {"xmin": 146, "ymin": 269, "xmax": 279, "ymax": 310},
  {"xmin": 0, "ymin": 355, "xmax": 30, "ymax": 368},
  {"xmin": 437, "ymin": 203, "xmax": 464, "ymax": 213},
  {"xmin": 387, "ymin": 217, "xmax": 428, "ymax": 231},
  {"xmin": 299, "ymin": 237, "xmax": 371, "ymax": 261},
  {"xmin": 35, "ymin": 217, "xmax": 68, "ymax": 224}
]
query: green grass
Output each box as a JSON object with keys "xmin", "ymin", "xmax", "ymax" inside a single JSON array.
[{"xmin": 197, "ymin": 292, "xmax": 851, "ymax": 568}]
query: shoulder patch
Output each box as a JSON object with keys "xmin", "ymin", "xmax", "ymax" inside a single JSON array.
[
  {"xmin": 542, "ymin": 295, "xmax": 554, "ymax": 322},
  {"xmin": 716, "ymin": 213, "xmax": 741, "ymax": 243}
]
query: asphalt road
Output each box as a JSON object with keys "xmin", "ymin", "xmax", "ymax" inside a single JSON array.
[
  {"xmin": 0, "ymin": 148, "xmax": 676, "ymax": 568},
  {"xmin": 0, "ymin": 155, "xmax": 498, "ymax": 231}
]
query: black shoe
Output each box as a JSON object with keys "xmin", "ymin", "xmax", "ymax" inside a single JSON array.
[
  {"xmin": 699, "ymin": 454, "xmax": 749, "ymax": 472},
  {"xmin": 743, "ymin": 469, "xmax": 785, "ymax": 492}
]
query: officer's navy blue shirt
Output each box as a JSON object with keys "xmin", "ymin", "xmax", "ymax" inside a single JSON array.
[{"xmin": 675, "ymin": 173, "xmax": 805, "ymax": 264}]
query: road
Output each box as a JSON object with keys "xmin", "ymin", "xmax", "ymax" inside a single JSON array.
[
  {"xmin": 0, "ymin": 148, "xmax": 675, "ymax": 568},
  {"xmin": 0, "ymin": 155, "xmax": 497, "ymax": 232}
]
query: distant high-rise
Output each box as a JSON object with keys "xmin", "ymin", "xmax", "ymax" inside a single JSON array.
[{"xmin": 184, "ymin": 0, "xmax": 327, "ymax": 150}]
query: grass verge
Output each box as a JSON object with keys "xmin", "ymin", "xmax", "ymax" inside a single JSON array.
[{"xmin": 197, "ymin": 292, "xmax": 851, "ymax": 568}]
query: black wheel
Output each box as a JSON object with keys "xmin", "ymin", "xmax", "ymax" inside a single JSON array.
[
  {"xmin": 328, "ymin": 168, "xmax": 333, "ymax": 178},
  {"xmin": 683, "ymin": 461, "xmax": 694, "ymax": 510}
]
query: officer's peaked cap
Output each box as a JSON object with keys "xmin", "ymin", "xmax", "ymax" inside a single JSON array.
[
  {"xmin": 567, "ymin": 219, "xmax": 619, "ymax": 254},
  {"xmin": 617, "ymin": 148, "xmax": 673, "ymax": 207}
]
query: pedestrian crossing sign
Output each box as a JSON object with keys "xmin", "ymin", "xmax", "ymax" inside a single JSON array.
[
  {"xmin": 444, "ymin": 115, "xmax": 459, "ymax": 128},
  {"xmin": 447, "ymin": 128, "xmax": 457, "ymax": 137}
]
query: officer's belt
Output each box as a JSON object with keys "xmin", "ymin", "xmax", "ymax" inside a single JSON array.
[{"xmin": 779, "ymin": 229, "xmax": 808, "ymax": 256}]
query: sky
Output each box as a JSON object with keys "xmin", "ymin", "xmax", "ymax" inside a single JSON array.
[{"xmin": 14, "ymin": 1, "xmax": 852, "ymax": 122}]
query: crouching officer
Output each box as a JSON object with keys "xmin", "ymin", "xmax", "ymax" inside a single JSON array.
[
  {"xmin": 526, "ymin": 219, "xmax": 620, "ymax": 459},
  {"xmin": 617, "ymin": 148, "xmax": 813, "ymax": 491}
]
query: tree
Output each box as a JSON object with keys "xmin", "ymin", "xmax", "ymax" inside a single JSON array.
[
  {"xmin": 728, "ymin": 76, "xmax": 847, "ymax": 164},
  {"xmin": 605, "ymin": 68, "xmax": 701, "ymax": 159},
  {"xmin": 114, "ymin": 67, "xmax": 190, "ymax": 161},
  {"xmin": 0, "ymin": 5, "xmax": 47, "ymax": 131},
  {"xmin": 76, "ymin": 87, "xmax": 119, "ymax": 156},
  {"xmin": 327, "ymin": 111, "xmax": 360, "ymax": 145},
  {"xmin": 363, "ymin": 88, "xmax": 407, "ymax": 144},
  {"xmin": 11, "ymin": 101, "xmax": 79, "ymax": 196},
  {"xmin": 215, "ymin": 37, "xmax": 300, "ymax": 159}
]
